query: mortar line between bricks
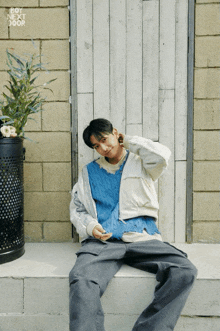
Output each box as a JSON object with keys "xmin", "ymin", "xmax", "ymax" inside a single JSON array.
[
  {"xmin": 194, "ymin": 97, "xmax": 220, "ymax": 99},
  {"xmin": 42, "ymin": 222, "xmax": 45, "ymax": 240},
  {"xmin": 23, "ymin": 278, "xmax": 25, "ymax": 314},
  {"xmin": 196, "ymin": 35, "xmax": 220, "ymax": 38},
  {"xmin": 193, "ymin": 220, "xmax": 220, "ymax": 223},
  {"xmin": 194, "ymin": 191, "xmax": 220, "ymax": 193},
  {"xmin": 24, "ymin": 161, "xmax": 71, "ymax": 163},
  {"xmin": 194, "ymin": 67, "xmax": 220, "ymax": 69},
  {"xmin": 194, "ymin": 129, "xmax": 220, "ymax": 131},
  {"xmin": 180, "ymin": 316, "xmax": 220, "ymax": 320},
  {"xmin": 24, "ymin": 130, "xmax": 72, "ymax": 132},
  {"xmin": 0, "ymin": 39, "xmax": 70, "ymax": 42},
  {"xmin": 0, "ymin": 6, "xmax": 69, "ymax": 9},
  {"xmin": 24, "ymin": 162, "xmax": 72, "ymax": 165},
  {"xmin": 0, "ymin": 70, "xmax": 70, "ymax": 73},
  {"xmin": 0, "ymin": 313, "xmax": 69, "ymax": 317},
  {"xmin": 40, "ymin": 39, "xmax": 42, "ymax": 66},
  {"xmin": 195, "ymin": 67, "xmax": 220, "ymax": 69},
  {"xmin": 194, "ymin": 160, "xmax": 220, "ymax": 163},
  {"xmin": 0, "ymin": 38, "xmax": 69, "ymax": 40},
  {"xmin": 41, "ymin": 161, "xmax": 44, "ymax": 192},
  {"xmin": 25, "ymin": 222, "xmax": 71, "ymax": 226},
  {"xmin": 195, "ymin": 34, "xmax": 220, "ymax": 37},
  {"xmin": 196, "ymin": 3, "xmax": 220, "ymax": 6}
]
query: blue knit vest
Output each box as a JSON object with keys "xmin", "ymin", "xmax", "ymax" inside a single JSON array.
[{"xmin": 87, "ymin": 155, "xmax": 160, "ymax": 239}]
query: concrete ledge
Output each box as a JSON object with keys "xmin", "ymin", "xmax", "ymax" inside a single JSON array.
[{"xmin": 0, "ymin": 243, "xmax": 220, "ymax": 331}]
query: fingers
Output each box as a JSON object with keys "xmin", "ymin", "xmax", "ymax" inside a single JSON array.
[
  {"xmin": 93, "ymin": 228, "xmax": 103, "ymax": 238},
  {"xmin": 92, "ymin": 224, "xmax": 105, "ymax": 236},
  {"xmin": 100, "ymin": 232, "xmax": 112, "ymax": 241},
  {"xmin": 92, "ymin": 225, "xmax": 112, "ymax": 241}
]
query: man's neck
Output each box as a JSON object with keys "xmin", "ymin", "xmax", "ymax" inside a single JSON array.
[{"xmin": 106, "ymin": 147, "xmax": 125, "ymax": 165}]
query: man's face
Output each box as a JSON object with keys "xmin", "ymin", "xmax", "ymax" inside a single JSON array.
[{"xmin": 90, "ymin": 129, "xmax": 120, "ymax": 159}]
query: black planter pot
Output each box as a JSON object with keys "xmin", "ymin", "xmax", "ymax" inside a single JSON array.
[{"xmin": 0, "ymin": 137, "xmax": 25, "ymax": 264}]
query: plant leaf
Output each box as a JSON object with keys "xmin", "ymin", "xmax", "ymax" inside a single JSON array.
[
  {"xmin": 0, "ymin": 115, "xmax": 11, "ymax": 120},
  {"xmin": 7, "ymin": 52, "xmax": 25, "ymax": 67},
  {"xmin": 2, "ymin": 92, "xmax": 14, "ymax": 103},
  {"xmin": 30, "ymin": 76, "xmax": 39, "ymax": 85},
  {"xmin": 27, "ymin": 105, "xmax": 39, "ymax": 113}
]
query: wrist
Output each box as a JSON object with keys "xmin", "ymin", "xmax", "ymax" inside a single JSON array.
[{"xmin": 86, "ymin": 221, "xmax": 99, "ymax": 236}]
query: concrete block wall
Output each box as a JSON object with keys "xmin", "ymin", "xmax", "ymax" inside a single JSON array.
[
  {"xmin": 0, "ymin": 1, "xmax": 72, "ymax": 242},
  {"xmin": 193, "ymin": 1, "xmax": 220, "ymax": 243}
]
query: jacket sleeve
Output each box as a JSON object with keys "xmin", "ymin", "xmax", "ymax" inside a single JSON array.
[
  {"xmin": 70, "ymin": 182, "xmax": 99, "ymax": 238},
  {"xmin": 123, "ymin": 135, "xmax": 171, "ymax": 181}
]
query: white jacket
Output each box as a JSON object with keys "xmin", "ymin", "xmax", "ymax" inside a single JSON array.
[{"xmin": 69, "ymin": 135, "xmax": 171, "ymax": 241}]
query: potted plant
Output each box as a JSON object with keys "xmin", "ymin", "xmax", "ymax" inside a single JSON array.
[{"xmin": 0, "ymin": 49, "xmax": 56, "ymax": 264}]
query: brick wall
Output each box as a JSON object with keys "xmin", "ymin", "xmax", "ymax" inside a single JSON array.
[
  {"xmin": 193, "ymin": 0, "xmax": 220, "ymax": 242},
  {"xmin": 0, "ymin": 0, "xmax": 72, "ymax": 242}
]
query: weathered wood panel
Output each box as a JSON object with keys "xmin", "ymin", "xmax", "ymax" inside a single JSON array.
[
  {"xmin": 93, "ymin": 0, "xmax": 110, "ymax": 118},
  {"xmin": 175, "ymin": 161, "xmax": 187, "ymax": 242},
  {"xmin": 143, "ymin": 0, "xmax": 159, "ymax": 141},
  {"xmin": 77, "ymin": 0, "xmax": 93, "ymax": 93},
  {"xmin": 159, "ymin": 0, "xmax": 175, "ymax": 90},
  {"xmin": 78, "ymin": 93, "xmax": 94, "ymax": 171},
  {"xmin": 126, "ymin": 0, "xmax": 143, "ymax": 125},
  {"xmin": 158, "ymin": 90, "xmax": 175, "ymax": 242},
  {"xmin": 126, "ymin": 124, "xmax": 143, "ymax": 137},
  {"xmin": 175, "ymin": 0, "xmax": 188, "ymax": 161},
  {"xmin": 109, "ymin": 0, "xmax": 126, "ymax": 133}
]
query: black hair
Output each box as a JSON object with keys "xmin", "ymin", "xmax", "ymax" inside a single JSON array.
[{"xmin": 83, "ymin": 118, "xmax": 113, "ymax": 149}]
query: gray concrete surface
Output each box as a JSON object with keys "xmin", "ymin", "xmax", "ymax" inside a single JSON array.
[{"xmin": 0, "ymin": 243, "xmax": 220, "ymax": 331}]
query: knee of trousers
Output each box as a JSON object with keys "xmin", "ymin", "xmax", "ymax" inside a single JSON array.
[
  {"xmin": 69, "ymin": 277, "xmax": 104, "ymax": 300},
  {"xmin": 69, "ymin": 273, "xmax": 110, "ymax": 299},
  {"xmin": 69, "ymin": 269, "xmax": 96, "ymax": 286},
  {"xmin": 172, "ymin": 263, "xmax": 198, "ymax": 288}
]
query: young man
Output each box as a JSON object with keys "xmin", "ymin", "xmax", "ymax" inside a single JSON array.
[{"xmin": 69, "ymin": 118, "xmax": 197, "ymax": 331}]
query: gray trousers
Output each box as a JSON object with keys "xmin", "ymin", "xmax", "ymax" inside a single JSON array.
[{"xmin": 69, "ymin": 238, "xmax": 197, "ymax": 331}]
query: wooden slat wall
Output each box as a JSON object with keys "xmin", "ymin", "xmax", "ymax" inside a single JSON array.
[
  {"xmin": 94, "ymin": 0, "xmax": 110, "ymax": 118},
  {"xmin": 174, "ymin": 0, "xmax": 188, "ymax": 242},
  {"xmin": 143, "ymin": 0, "xmax": 159, "ymax": 141},
  {"xmin": 77, "ymin": 0, "xmax": 93, "ymax": 93},
  {"xmin": 76, "ymin": 0, "xmax": 188, "ymax": 243},
  {"xmin": 158, "ymin": 90, "xmax": 175, "ymax": 242},
  {"xmin": 158, "ymin": 0, "xmax": 176, "ymax": 242},
  {"xmin": 126, "ymin": 0, "xmax": 143, "ymax": 126},
  {"xmin": 110, "ymin": 0, "xmax": 126, "ymax": 133}
]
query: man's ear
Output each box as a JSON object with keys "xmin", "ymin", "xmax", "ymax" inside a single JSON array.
[{"xmin": 113, "ymin": 128, "xmax": 118, "ymax": 137}]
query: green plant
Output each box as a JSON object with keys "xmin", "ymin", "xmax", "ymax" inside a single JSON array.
[{"xmin": 0, "ymin": 49, "xmax": 56, "ymax": 139}]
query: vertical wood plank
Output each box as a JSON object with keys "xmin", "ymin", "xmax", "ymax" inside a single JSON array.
[
  {"xmin": 175, "ymin": 161, "xmax": 187, "ymax": 243},
  {"xmin": 159, "ymin": 0, "xmax": 175, "ymax": 89},
  {"xmin": 126, "ymin": 0, "xmax": 142, "ymax": 125},
  {"xmin": 78, "ymin": 94, "xmax": 94, "ymax": 171},
  {"xmin": 77, "ymin": 0, "xmax": 93, "ymax": 93},
  {"xmin": 110, "ymin": 0, "xmax": 126, "ymax": 133},
  {"xmin": 70, "ymin": 0, "xmax": 78, "ymax": 186},
  {"xmin": 93, "ymin": 0, "xmax": 110, "ymax": 118},
  {"xmin": 126, "ymin": 124, "xmax": 143, "ymax": 136},
  {"xmin": 175, "ymin": 0, "xmax": 188, "ymax": 160},
  {"xmin": 143, "ymin": 0, "xmax": 159, "ymax": 141},
  {"xmin": 158, "ymin": 89, "xmax": 175, "ymax": 242}
]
